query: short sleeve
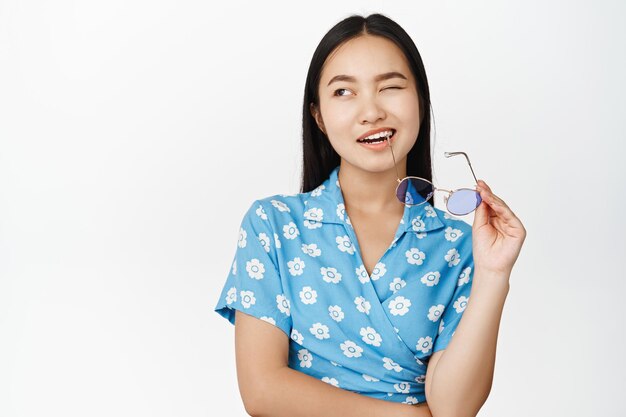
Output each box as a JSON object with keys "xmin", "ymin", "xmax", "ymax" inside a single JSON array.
[
  {"xmin": 432, "ymin": 228, "xmax": 474, "ymax": 353},
  {"xmin": 214, "ymin": 200, "xmax": 292, "ymax": 337}
]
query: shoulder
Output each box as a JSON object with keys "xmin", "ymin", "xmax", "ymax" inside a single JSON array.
[
  {"xmin": 430, "ymin": 206, "xmax": 473, "ymax": 252},
  {"xmin": 243, "ymin": 190, "xmax": 313, "ymax": 227},
  {"xmin": 432, "ymin": 206, "xmax": 473, "ymax": 234}
]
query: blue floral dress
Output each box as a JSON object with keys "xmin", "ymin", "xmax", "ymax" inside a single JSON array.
[{"xmin": 214, "ymin": 165, "xmax": 474, "ymax": 405}]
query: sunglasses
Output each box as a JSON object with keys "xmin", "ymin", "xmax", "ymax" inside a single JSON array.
[{"xmin": 385, "ymin": 136, "xmax": 482, "ymax": 216}]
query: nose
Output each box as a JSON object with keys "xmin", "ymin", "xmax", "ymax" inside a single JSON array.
[{"xmin": 359, "ymin": 95, "xmax": 386, "ymax": 124}]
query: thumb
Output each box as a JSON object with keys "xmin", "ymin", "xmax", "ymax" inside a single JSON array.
[{"xmin": 473, "ymin": 193, "xmax": 490, "ymax": 230}]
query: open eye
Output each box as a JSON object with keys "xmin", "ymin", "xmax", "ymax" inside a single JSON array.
[{"xmin": 333, "ymin": 88, "xmax": 352, "ymax": 97}]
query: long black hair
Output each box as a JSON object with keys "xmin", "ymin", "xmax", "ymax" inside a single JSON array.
[{"xmin": 301, "ymin": 13, "xmax": 434, "ymax": 193}]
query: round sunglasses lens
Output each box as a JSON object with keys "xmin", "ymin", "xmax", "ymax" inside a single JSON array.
[
  {"xmin": 447, "ymin": 189, "xmax": 482, "ymax": 215},
  {"xmin": 396, "ymin": 178, "xmax": 434, "ymax": 205}
]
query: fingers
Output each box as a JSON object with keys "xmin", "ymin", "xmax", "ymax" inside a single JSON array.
[{"xmin": 476, "ymin": 179, "xmax": 526, "ymax": 235}]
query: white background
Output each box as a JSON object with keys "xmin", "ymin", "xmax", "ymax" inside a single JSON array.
[{"xmin": 1, "ymin": 1, "xmax": 625, "ymax": 416}]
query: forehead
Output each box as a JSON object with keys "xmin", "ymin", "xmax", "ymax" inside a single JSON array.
[{"xmin": 320, "ymin": 35, "xmax": 412, "ymax": 84}]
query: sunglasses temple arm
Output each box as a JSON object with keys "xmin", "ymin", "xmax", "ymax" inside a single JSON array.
[
  {"xmin": 445, "ymin": 151, "xmax": 479, "ymax": 186},
  {"xmin": 385, "ymin": 136, "xmax": 402, "ymax": 182}
]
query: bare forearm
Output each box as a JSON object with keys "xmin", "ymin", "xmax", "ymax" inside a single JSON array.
[
  {"xmin": 428, "ymin": 270, "xmax": 510, "ymax": 417},
  {"xmin": 253, "ymin": 366, "xmax": 432, "ymax": 417}
]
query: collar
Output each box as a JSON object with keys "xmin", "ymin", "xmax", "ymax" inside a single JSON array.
[{"xmin": 303, "ymin": 165, "xmax": 446, "ymax": 234}]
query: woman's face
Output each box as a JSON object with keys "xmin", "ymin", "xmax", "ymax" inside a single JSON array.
[{"xmin": 311, "ymin": 34, "xmax": 421, "ymax": 173}]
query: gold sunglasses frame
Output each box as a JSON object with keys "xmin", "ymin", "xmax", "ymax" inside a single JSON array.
[{"xmin": 384, "ymin": 135, "xmax": 481, "ymax": 215}]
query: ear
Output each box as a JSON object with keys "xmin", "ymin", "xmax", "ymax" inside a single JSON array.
[{"xmin": 309, "ymin": 103, "xmax": 326, "ymax": 135}]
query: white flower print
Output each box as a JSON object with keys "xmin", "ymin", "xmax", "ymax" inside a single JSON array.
[
  {"xmin": 458, "ymin": 266, "xmax": 472, "ymax": 285},
  {"xmin": 276, "ymin": 294, "xmax": 291, "ymax": 316},
  {"xmin": 321, "ymin": 267, "xmax": 342, "ymax": 284},
  {"xmin": 354, "ymin": 296, "xmax": 371, "ymax": 315},
  {"xmin": 258, "ymin": 232, "xmax": 271, "ymax": 253},
  {"xmin": 443, "ymin": 211, "xmax": 460, "ymax": 221},
  {"xmin": 427, "ymin": 304, "xmax": 445, "ymax": 322},
  {"xmin": 330, "ymin": 361, "xmax": 341, "ymax": 367},
  {"xmin": 226, "ymin": 287, "xmax": 237, "ymax": 305},
  {"xmin": 370, "ymin": 262, "xmax": 387, "ymax": 281},
  {"xmin": 271, "ymin": 199, "xmax": 290, "ymax": 212},
  {"xmin": 424, "ymin": 205, "xmax": 436, "ymax": 217},
  {"xmin": 311, "ymin": 184, "xmax": 325, "ymax": 197},
  {"xmin": 420, "ymin": 271, "xmax": 441, "ymax": 287},
  {"xmin": 362, "ymin": 374, "xmax": 380, "ymax": 382},
  {"xmin": 388, "ymin": 295, "xmax": 411, "ymax": 316},
  {"xmin": 415, "ymin": 374, "xmax": 426, "ymax": 384},
  {"xmin": 301, "ymin": 243, "xmax": 321, "ymax": 257},
  {"xmin": 297, "ymin": 348, "xmax": 313, "ymax": 367},
  {"xmin": 445, "ymin": 248, "xmax": 461, "ymax": 267},
  {"xmin": 239, "ymin": 290, "xmax": 256, "ymax": 309},
  {"xmin": 340, "ymin": 340, "xmax": 363, "ymax": 358},
  {"xmin": 336, "ymin": 203, "xmax": 346, "ymax": 221},
  {"xmin": 273, "ymin": 233, "xmax": 281, "ymax": 249},
  {"xmin": 345, "ymin": 215, "xmax": 352, "ymax": 226},
  {"xmin": 283, "ymin": 222, "xmax": 300, "ymax": 240},
  {"xmin": 321, "ymin": 376, "xmax": 339, "ymax": 387},
  {"xmin": 383, "ymin": 357, "xmax": 403, "ymax": 372},
  {"xmin": 411, "ymin": 216, "xmax": 426, "ymax": 232},
  {"xmin": 405, "ymin": 248, "xmax": 426, "ymax": 265},
  {"xmin": 416, "ymin": 336, "xmax": 433, "ymax": 354},
  {"xmin": 336, "ymin": 235, "xmax": 355, "ymax": 255},
  {"xmin": 394, "ymin": 382, "xmax": 411, "ymax": 394},
  {"xmin": 444, "ymin": 226, "xmax": 463, "ymax": 242},
  {"xmin": 328, "ymin": 305, "xmax": 344, "ymax": 322},
  {"xmin": 310, "ymin": 322, "xmax": 330, "ymax": 340},
  {"xmin": 291, "ymin": 329, "xmax": 304, "ymax": 344},
  {"xmin": 415, "ymin": 232, "xmax": 427, "ymax": 239},
  {"xmin": 260, "ymin": 316, "xmax": 275, "ymax": 325},
  {"xmin": 304, "ymin": 208, "xmax": 323, "ymax": 229},
  {"xmin": 255, "ymin": 204, "xmax": 268, "ymax": 220},
  {"xmin": 389, "ymin": 277, "xmax": 406, "ymax": 294},
  {"xmin": 232, "ymin": 259, "xmax": 236, "ymax": 275},
  {"xmin": 238, "ymin": 227, "xmax": 247, "ymax": 248},
  {"xmin": 404, "ymin": 396, "xmax": 419, "ymax": 404},
  {"xmin": 360, "ymin": 326, "xmax": 382, "ymax": 347},
  {"xmin": 454, "ymin": 295, "xmax": 469, "ymax": 313},
  {"xmin": 439, "ymin": 319, "xmax": 445, "ymax": 334},
  {"xmin": 299, "ymin": 286, "xmax": 318, "ymax": 304},
  {"xmin": 246, "ymin": 259, "xmax": 265, "ymax": 280},
  {"xmin": 355, "ymin": 265, "xmax": 370, "ymax": 283},
  {"xmin": 287, "ymin": 257, "xmax": 305, "ymax": 276}
]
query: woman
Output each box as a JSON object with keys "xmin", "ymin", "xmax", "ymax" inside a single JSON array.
[{"xmin": 214, "ymin": 13, "xmax": 526, "ymax": 417}]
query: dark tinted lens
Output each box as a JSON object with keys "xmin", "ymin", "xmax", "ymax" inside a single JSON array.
[
  {"xmin": 447, "ymin": 189, "xmax": 482, "ymax": 215},
  {"xmin": 396, "ymin": 177, "xmax": 434, "ymax": 205}
]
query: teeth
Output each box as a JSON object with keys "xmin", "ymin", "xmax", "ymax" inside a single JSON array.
[{"xmin": 361, "ymin": 130, "xmax": 394, "ymax": 141}]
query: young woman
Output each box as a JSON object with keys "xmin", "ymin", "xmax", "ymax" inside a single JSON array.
[{"xmin": 214, "ymin": 13, "xmax": 526, "ymax": 417}]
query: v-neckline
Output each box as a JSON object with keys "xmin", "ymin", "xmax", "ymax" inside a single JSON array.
[{"xmin": 342, "ymin": 205, "xmax": 409, "ymax": 294}]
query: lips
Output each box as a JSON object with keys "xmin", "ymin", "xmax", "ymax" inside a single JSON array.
[{"xmin": 356, "ymin": 127, "xmax": 396, "ymax": 142}]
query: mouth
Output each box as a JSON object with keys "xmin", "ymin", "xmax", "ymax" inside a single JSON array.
[{"xmin": 356, "ymin": 129, "xmax": 396, "ymax": 144}]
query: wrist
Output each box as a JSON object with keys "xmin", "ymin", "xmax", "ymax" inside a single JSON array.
[{"xmin": 473, "ymin": 268, "xmax": 511, "ymax": 292}]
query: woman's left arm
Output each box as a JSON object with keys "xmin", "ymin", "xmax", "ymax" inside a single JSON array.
[{"xmin": 426, "ymin": 179, "xmax": 527, "ymax": 417}]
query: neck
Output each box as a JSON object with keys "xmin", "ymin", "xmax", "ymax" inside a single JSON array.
[{"xmin": 337, "ymin": 159, "xmax": 407, "ymax": 215}]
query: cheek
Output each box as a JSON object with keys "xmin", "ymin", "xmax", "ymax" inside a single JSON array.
[
  {"xmin": 322, "ymin": 101, "xmax": 354, "ymax": 132},
  {"xmin": 395, "ymin": 94, "xmax": 421, "ymax": 122}
]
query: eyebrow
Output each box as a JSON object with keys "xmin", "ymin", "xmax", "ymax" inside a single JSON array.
[{"xmin": 326, "ymin": 71, "xmax": 408, "ymax": 87}]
